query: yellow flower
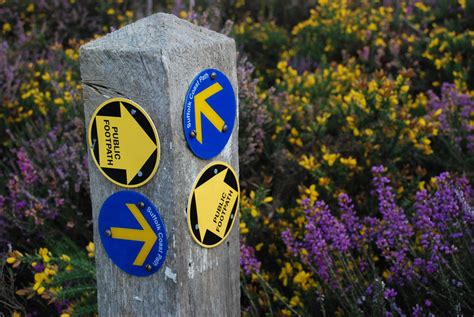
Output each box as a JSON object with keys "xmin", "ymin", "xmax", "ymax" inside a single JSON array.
[
  {"xmin": 41, "ymin": 72, "xmax": 51, "ymax": 82},
  {"xmin": 39, "ymin": 248, "xmax": 50, "ymax": 263},
  {"xmin": 106, "ymin": 8, "xmax": 115, "ymax": 15},
  {"xmin": 277, "ymin": 60, "xmax": 288, "ymax": 72},
  {"xmin": 279, "ymin": 262, "xmax": 293, "ymax": 286},
  {"xmin": 299, "ymin": 184, "xmax": 319, "ymax": 205},
  {"xmin": 60, "ymin": 314, "xmax": 71, "ymax": 317},
  {"xmin": 414, "ymin": 2, "xmax": 429, "ymax": 12},
  {"xmin": 26, "ymin": 3, "xmax": 34, "ymax": 12},
  {"xmin": 304, "ymin": 74, "xmax": 316, "ymax": 88},
  {"xmin": 293, "ymin": 270, "xmax": 311, "ymax": 290},
  {"xmin": 364, "ymin": 128, "xmax": 374, "ymax": 137},
  {"xmin": 298, "ymin": 154, "xmax": 320, "ymax": 172},
  {"xmin": 290, "ymin": 295, "xmax": 301, "ymax": 307},
  {"xmin": 179, "ymin": 10, "xmax": 188, "ymax": 19},
  {"xmin": 86, "ymin": 242, "xmax": 95, "ymax": 258},
  {"xmin": 34, "ymin": 272, "xmax": 47, "ymax": 283},
  {"xmin": 459, "ymin": 0, "xmax": 466, "ymax": 9},
  {"xmin": 2, "ymin": 22, "xmax": 12, "ymax": 33},
  {"xmin": 368, "ymin": 23, "xmax": 377, "ymax": 31},
  {"xmin": 251, "ymin": 207, "xmax": 259, "ymax": 218},
  {"xmin": 37, "ymin": 286, "xmax": 45, "ymax": 295},
  {"xmin": 316, "ymin": 113, "xmax": 331, "ymax": 125},
  {"xmin": 340, "ymin": 156, "xmax": 357, "ymax": 169},
  {"xmin": 240, "ymin": 222, "xmax": 249, "ymax": 234},
  {"xmin": 54, "ymin": 98, "xmax": 64, "ymax": 106},
  {"xmin": 368, "ymin": 80, "xmax": 378, "ymax": 93},
  {"xmin": 263, "ymin": 196, "xmax": 273, "ymax": 203},
  {"xmin": 418, "ymin": 181, "xmax": 426, "ymax": 191},
  {"xmin": 318, "ymin": 177, "xmax": 330, "ymax": 186},
  {"xmin": 58, "ymin": 254, "xmax": 70, "ymax": 262},
  {"xmin": 375, "ymin": 38, "xmax": 386, "ymax": 47},
  {"xmin": 323, "ymin": 153, "xmax": 339, "ymax": 166}
]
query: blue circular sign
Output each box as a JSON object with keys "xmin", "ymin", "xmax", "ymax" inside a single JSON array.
[
  {"xmin": 98, "ymin": 191, "xmax": 168, "ymax": 277},
  {"xmin": 183, "ymin": 68, "xmax": 237, "ymax": 159}
]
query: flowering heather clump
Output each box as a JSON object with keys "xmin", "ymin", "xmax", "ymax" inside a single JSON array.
[
  {"xmin": 371, "ymin": 165, "xmax": 414, "ymax": 282},
  {"xmin": 428, "ymin": 83, "xmax": 474, "ymax": 153},
  {"xmin": 0, "ymin": 117, "xmax": 90, "ymax": 255},
  {"xmin": 253, "ymin": 167, "xmax": 474, "ymax": 315},
  {"xmin": 237, "ymin": 57, "xmax": 270, "ymax": 170},
  {"xmin": 240, "ymin": 243, "xmax": 261, "ymax": 276}
]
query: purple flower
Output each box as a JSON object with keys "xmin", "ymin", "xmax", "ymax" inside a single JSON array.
[
  {"xmin": 413, "ymin": 172, "xmax": 473, "ymax": 274},
  {"xmin": 412, "ymin": 304, "xmax": 423, "ymax": 317},
  {"xmin": 281, "ymin": 229, "xmax": 300, "ymax": 256},
  {"xmin": 428, "ymin": 83, "xmax": 474, "ymax": 153},
  {"xmin": 0, "ymin": 195, "xmax": 5, "ymax": 212},
  {"xmin": 338, "ymin": 193, "xmax": 363, "ymax": 249},
  {"xmin": 240, "ymin": 242, "xmax": 261, "ymax": 276},
  {"xmin": 383, "ymin": 288, "xmax": 397, "ymax": 300},
  {"xmin": 309, "ymin": 201, "xmax": 351, "ymax": 253},
  {"xmin": 16, "ymin": 148, "xmax": 38, "ymax": 185},
  {"xmin": 371, "ymin": 165, "xmax": 413, "ymax": 281}
]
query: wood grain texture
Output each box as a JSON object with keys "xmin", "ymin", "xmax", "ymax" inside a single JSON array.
[{"xmin": 80, "ymin": 13, "xmax": 240, "ymax": 316}]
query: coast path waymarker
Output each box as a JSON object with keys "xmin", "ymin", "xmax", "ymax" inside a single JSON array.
[
  {"xmin": 98, "ymin": 191, "xmax": 167, "ymax": 277},
  {"xmin": 183, "ymin": 68, "xmax": 237, "ymax": 160},
  {"xmin": 81, "ymin": 13, "xmax": 239, "ymax": 316}
]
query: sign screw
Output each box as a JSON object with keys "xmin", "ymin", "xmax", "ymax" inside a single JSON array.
[
  {"xmin": 210, "ymin": 72, "xmax": 217, "ymax": 80},
  {"xmin": 138, "ymin": 202, "xmax": 145, "ymax": 209},
  {"xmin": 145, "ymin": 264, "xmax": 152, "ymax": 272},
  {"xmin": 190, "ymin": 130, "xmax": 196, "ymax": 138},
  {"xmin": 105, "ymin": 229, "xmax": 112, "ymax": 237},
  {"xmin": 222, "ymin": 124, "xmax": 228, "ymax": 133}
]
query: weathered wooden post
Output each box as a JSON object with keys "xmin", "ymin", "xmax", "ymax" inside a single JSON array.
[{"xmin": 80, "ymin": 13, "xmax": 240, "ymax": 316}]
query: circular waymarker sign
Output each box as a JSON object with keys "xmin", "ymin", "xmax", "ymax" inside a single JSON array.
[
  {"xmin": 187, "ymin": 161, "xmax": 240, "ymax": 248},
  {"xmin": 183, "ymin": 68, "xmax": 237, "ymax": 160},
  {"xmin": 98, "ymin": 191, "xmax": 168, "ymax": 277},
  {"xmin": 88, "ymin": 97, "xmax": 160, "ymax": 188}
]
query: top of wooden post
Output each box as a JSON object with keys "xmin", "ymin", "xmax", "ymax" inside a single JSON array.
[{"xmin": 81, "ymin": 13, "xmax": 233, "ymax": 53}]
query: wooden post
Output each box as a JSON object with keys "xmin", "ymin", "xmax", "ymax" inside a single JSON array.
[{"xmin": 80, "ymin": 13, "xmax": 239, "ymax": 316}]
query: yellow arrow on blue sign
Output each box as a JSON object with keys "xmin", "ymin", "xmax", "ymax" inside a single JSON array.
[
  {"xmin": 110, "ymin": 203, "xmax": 157, "ymax": 266},
  {"xmin": 194, "ymin": 82, "xmax": 225, "ymax": 144},
  {"xmin": 183, "ymin": 69, "xmax": 236, "ymax": 160},
  {"xmin": 99, "ymin": 191, "xmax": 168, "ymax": 277}
]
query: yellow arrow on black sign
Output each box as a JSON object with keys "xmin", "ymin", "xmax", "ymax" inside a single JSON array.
[
  {"xmin": 187, "ymin": 162, "xmax": 240, "ymax": 248},
  {"xmin": 88, "ymin": 97, "xmax": 160, "ymax": 188}
]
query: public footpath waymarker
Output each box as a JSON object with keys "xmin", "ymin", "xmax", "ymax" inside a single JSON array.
[
  {"xmin": 183, "ymin": 68, "xmax": 236, "ymax": 160},
  {"xmin": 187, "ymin": 161, "xmax": 239, "ymax": 248},
  {"xmin": 88, "ymin": 97, "xmax": 160, "ymax": 188},
  {"xmin": 98, "ymin": 191, "xmax": 167, "ymax": 277}
]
